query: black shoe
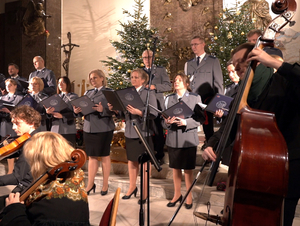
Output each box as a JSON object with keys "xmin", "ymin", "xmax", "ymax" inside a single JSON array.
[
  {"xmin": 86, "ymin": 184, "xmax": 96, "ymax": 195},
  {"xmin": 184, "ymin": 203, "xmax": 193, "ymax": 209},
  {"xmin": 157, "ymin": 158, "xmax": 164, "ymax": 165},
  {"xmin": 138, "ymin": 197, "xmax": 147, "ymax": 205},
  {"xmin": 101, "ymin": 186, "xmax": 108, "ymax": 196},
  {"xmin": 122, "ymin": 187, "xmax": 138, "ymax": 199},
  {"xmin": 167, "ymin": 195, "xmax": 182, "ymax": 207}
]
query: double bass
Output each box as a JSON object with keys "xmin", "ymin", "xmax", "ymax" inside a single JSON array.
[{"xmin": 194, "ymin": 0, "xmax": 297, "ymax": 225}]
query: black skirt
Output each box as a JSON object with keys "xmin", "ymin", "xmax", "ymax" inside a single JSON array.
[
  {"xmin": 83, "ymin": 131, "xmax": 113, "ymax": 157},
  {"xmin": 125, "ymin": 137, "xmax": 154, "ymax": 162},
  {"xmin": 167, "ymin": 146, "xmax": 197, "ymax": 170}
]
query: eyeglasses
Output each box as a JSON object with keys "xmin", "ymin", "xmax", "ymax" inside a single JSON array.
[{"xmin": 190, "ymin": 43, "xmax": 203, "ymax": 47}]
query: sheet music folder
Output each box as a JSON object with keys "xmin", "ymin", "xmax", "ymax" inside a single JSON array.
[
  {"xmin": 102, "ymin": 87, "xmax": 144, "ymax": 111},
  {"xmin": 40, "ymin": 94, "xmax": 69, "ymax": 112},
  {"xmin": 201, "ymin": 93, "xmax": 233, "ymax": 116},
  {"xmin": 71, "ymin": 95, "xmax": 96, "ymax": 115},
  {"xmin": 149, "ymin": 101, "xmax": 193, "ymax": 119},
  {"xmin": 0, "ymin": 95, "xmax": 38, "ymax": 111}
]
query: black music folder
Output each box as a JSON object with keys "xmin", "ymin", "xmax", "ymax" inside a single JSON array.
[
  {"xmin": 18, "ymin": 80, "xmax": 29, "ymax": 90},
  {"xmin": 1, "ymin": 95, "xmax": 39, "ymax": 111},
  {"xmin": 40, "ymin": 94, "xmax": 69, "ymax": 112},
  {"xmin": 71, "ymin": 95, "xmax": 96, "ymax": 115},
  {"xmin": 0, "ymin": 100, "xmax": 13, "ymax": 111},
  {"xmin": 17, "ymin": 95, "xmax": 38, "ymax": 109},
  {"xmin": 200, "ymin": 93, "xmax": 233, "ymax": 116},
  {"xmin": 102, "ymin": 87, "xmax": 144, "ymax": 111},
  {"xmin": 149, "ymin": 101, "xmax": 194, "ymax": 119}
]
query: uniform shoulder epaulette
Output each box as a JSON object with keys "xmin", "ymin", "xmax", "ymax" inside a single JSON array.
[
  {"xmin": 207, "ymin": 54, "xmax": 216, "ymax": 59},
  {"xmin": 166, "ymin": 93, "xmax": 176, "ymax": 98},
  {"xmin": 188, "ymin": 92, "xmax": 198, "ymax": 97},
  {"xmin": 187, "ymin": 58, "xmax": 194, "ymax": 62},
  {"xmin": 86, "ymin": 88, "xmax": 95, "ymax": 93}
]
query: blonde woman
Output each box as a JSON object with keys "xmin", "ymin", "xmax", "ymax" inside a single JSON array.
[
  {"xmin": 73, "ymin": 69, "xmax": 115, "ymax": 195},
  {"xmin": 109, "ymin": 68, "xmax": 158, "ymax": 204},
  {"xmin": 29, "ymin": 77, "xmax": 48, "ymax": 131},
  {"xmin": 1, "ymin": 132, "xmax": 90, "ymax": 225}
]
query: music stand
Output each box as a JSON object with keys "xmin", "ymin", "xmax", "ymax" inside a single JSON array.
[{"xmin": 131, "ymin": 119, "xmax": 162, "ymax": 226}]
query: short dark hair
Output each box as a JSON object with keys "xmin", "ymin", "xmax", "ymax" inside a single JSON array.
[
  {"xmin": 247, "ymin": 29, "xmax": 262, "ymax": 38},
  {"xmin": 8, "ymin": 63, "xmax": 19, "ymax": 70},
  {"xmin": 192, "ymin": 35, "xmax": 205, "ymax": 43},
  {"xmin": 231, "ymin": 43, "xmax": 255, "ymax": 59},
  {"xmin": 11, "ymin": 105, "xmax": 41, "ymax": 129},
  {"xmin": 57, "ymin": 76, "xmax": 72, "ymax": 93}
]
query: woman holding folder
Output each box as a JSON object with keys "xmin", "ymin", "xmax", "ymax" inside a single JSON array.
[
  {"xmin": 0, "ymin": 79, "xmax": 24, "ymax": 174},
  {"xmin": 109, "ymin": 68, "xmax": 158, "ymax": 204},
  {"xmin": 164, "ymin": 72, "xmax": 202, "ymax": 209},
  {"xmin": 73, "ymin": 69, "xmax": 115, "ymax": 196},
  {"xmin": 45, "ymin": 76, "xmax": 78, "ymax": 146},
  {"xmin": 28, "ymin": 77, "xmax": 48, "ymax": 132}
]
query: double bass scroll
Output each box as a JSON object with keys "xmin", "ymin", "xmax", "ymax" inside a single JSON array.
[{"xmin": 20, "ymin": 149, "xmax": 87, "ymax": 204}]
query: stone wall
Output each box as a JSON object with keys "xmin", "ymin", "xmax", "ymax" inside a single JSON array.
[
  {"xmin": 150, "ymin": 0, "xmax": 223, "ymax": 79},
  {"xmin": 0, "ymin": 0, "xmax": 61, "ymax": 79}
]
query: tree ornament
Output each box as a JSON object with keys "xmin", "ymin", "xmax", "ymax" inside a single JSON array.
[
  {"xmin": 119, "ymin": 81, "xmax": 123, "ymax": 85},
  {"xmin": 230, "ymin": 20, "xmax": 234, "ymax": 24},
  {"xmin": 118, "ymin": 66, "xmax": 122, "ymax": 70},
  {"xmin": 122, "ymin": 50, "xmax": 125, "ymax": 53},
  {"xmin": 127, "ymin": 69, "xmax": 131, "ymax": 73},
  {"xmin": 214, "ymin": 36, "xmax": 218, "ymax": 40},
  {"xmin": 156, "ymin": 49, "xmax": 160, "ymax": 52},
  {"xmin": 214, "ymin": 26, "xmax": 218, "ymax": 30},
  {"xmin": 146, "ymin": 43, "xmax": 150, "ymax": 47},
  {"xmin": 220, "ymin": 46, "xmax": 224, "ymax": 52},
  {"xmin": 108, "ymin": 67, "xmax": 111, "ymax": 71},
  {"xmin": 140, "ymin": 63, "xmax": 145, "ymax": 67},
  {"xmin": 227, "ymin": 32, "xmax": 232, "ymax": 39},
  {"xmin": 241, "ymin": 32, "xmax": 245, "ymax": 35}
]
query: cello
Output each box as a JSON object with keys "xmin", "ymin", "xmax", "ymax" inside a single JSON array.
[{"xmin": 193, "ymin": 0, "xmax": 297, "ymax": 225}]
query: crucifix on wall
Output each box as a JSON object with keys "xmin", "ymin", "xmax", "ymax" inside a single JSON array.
[{"xmin": 61, "ymin": 32, "xmax": 79, "ymax": 77}]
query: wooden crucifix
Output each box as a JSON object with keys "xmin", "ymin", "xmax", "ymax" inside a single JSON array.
[{"xmin": 61, "ymin": 32, "xmax": 79, "ymax": 77}]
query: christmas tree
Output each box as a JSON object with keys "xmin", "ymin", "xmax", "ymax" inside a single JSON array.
[
  {"xmin": 102, "ymin": 0, "xmax": 168, "ymax": 90},
  {"xmin": 207, "ymin": 4, "xmax": 255, "ymax": 85}
]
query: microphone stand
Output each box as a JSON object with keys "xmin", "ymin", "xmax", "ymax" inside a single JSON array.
[{"xmin": 139, "ymin": 37, "xmax": 159, "ymax": 226}]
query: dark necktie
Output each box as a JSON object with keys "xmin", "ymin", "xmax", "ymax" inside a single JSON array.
[
  {"xmin": 197, "ymin": 56, "xmax": 200, "ymax": 66},
  {"xmin": 178, "ymin": 97, "xmax": 182, "ymax": 102},
  {"xmin": 94, "ymin": 88, "xmax": 98, "ymax": 94},
  {"xmin": 61, "ymin": 93, "xmax": 65, "ymax": 99}
]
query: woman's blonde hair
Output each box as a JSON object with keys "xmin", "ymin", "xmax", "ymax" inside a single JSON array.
[
  {"xmin": 131, "ymin": 68, "xmax": 149, "ymax": 85},
  {"xmin": 30, "ymin": 77, "xmax": 44, "ymax": 92},
  {"xmin": 23, "ymin": 132, "xmax": 74, "ymax": 180},
  {"xmin": 88, "ymin": 69, "xmax": 107, "ymax": 86},
  {"xmin": 5, "ymin": 78, "xmax": 17, "ymax": 86}
]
